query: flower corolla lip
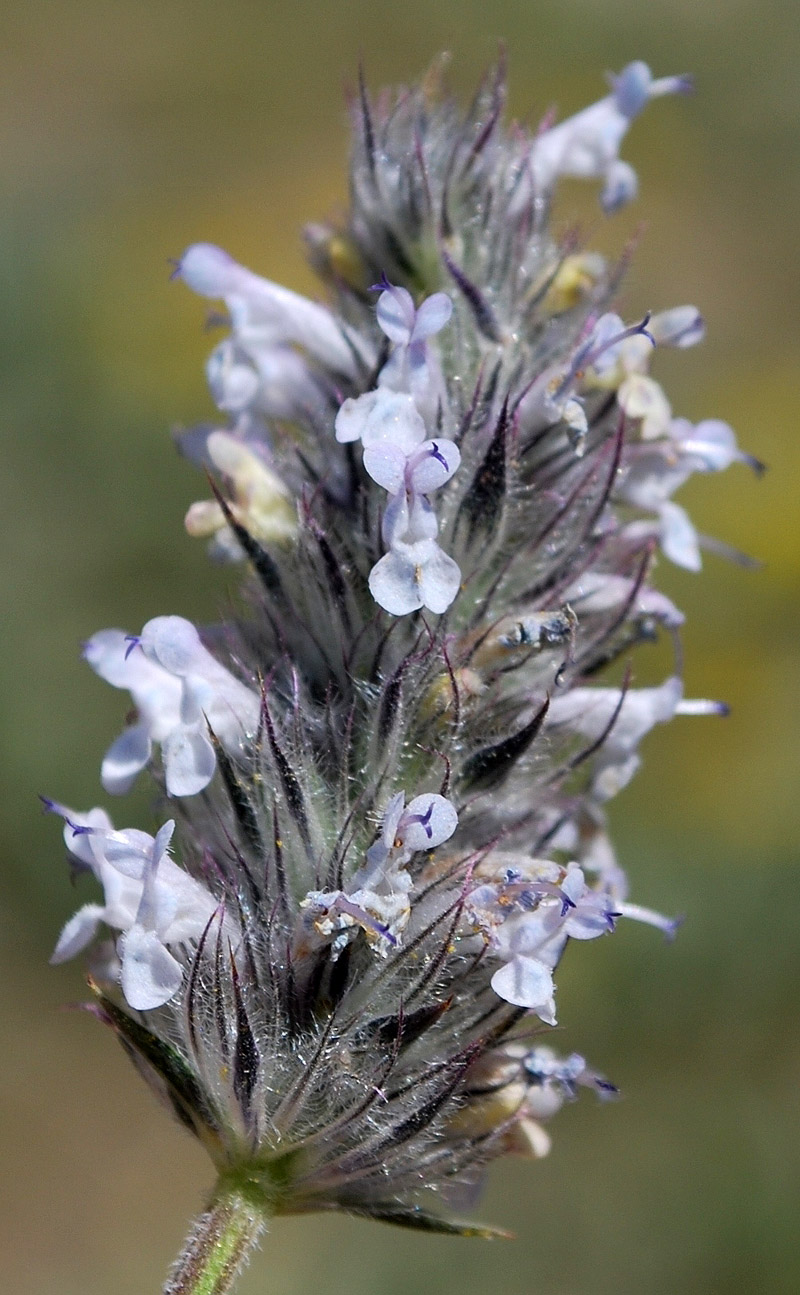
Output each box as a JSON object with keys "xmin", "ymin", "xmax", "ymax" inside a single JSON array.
[
  {"xmin": 547, "ymin": 676, "xmax": 684, "ymax": 757},
  {"xmin": 529, "ymin": 61, "xmax": 690, "ymax": 211},
  {"xmin": 174, "ymin": 242, "xmax": 371, "ymax": 376},
  {"xmin": 49, "ymin": 810, "xmax": 227, "ymax": 1010},
  {"xmin": 206, "ymin": 337, "xmax": 321, "ymax": 422},
  {"xmin": 563, "ymin": 571, "xmax": 685, "ymax": 628},
  {"xmin": 490, "ymin": 949, "xmax": 556, "ymax": 1020},
  {"xmin": 85, "ymin": 618, "xmax": 259, "ymax": 797},
  {"xmin": 375, "ymin": 282, "xmax": 453, "ymax": 346},
  {"xmin": 369, "ymin": 538, "xmax": 461, "ymax": 616},
  {"xmin": 363, "ymin": 437, "xmax": 460, "ymax": 495},
  {"xmin": 334, "ymin": 388, "xmax": 426, "ymax": 448}
]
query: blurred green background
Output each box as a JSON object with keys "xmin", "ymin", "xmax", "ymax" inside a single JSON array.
[{"xmin": 1, "ymin": 2, "xmax": 798, "ymax": 1292}]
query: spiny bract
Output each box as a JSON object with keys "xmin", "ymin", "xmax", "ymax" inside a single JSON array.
[{"xmin": 46, "ymin": 58, "xmax": 757, "ymax": 1236}]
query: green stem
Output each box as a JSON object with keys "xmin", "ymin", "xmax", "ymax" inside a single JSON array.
[{"xmin": 164, "ymin": 1179, "xmax": 269, "ymax": 1295}]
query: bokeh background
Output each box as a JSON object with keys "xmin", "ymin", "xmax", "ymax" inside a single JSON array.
[{"xmin": 2, "ymin": 2, "xmax": 798, "ymax": 1292}]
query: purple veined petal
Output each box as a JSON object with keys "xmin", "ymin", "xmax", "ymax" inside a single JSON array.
[
  {"xmin": 679, "ymin": 419, "xmax": 740, "ymax": 472},
  {"xmin": 119, "ymin": 925, "xmax": 184, "ymax": 1010},
  {"xmin": 417, "ymin": 544, "xmax": 461, "ymax": 614},
  {"xmin": 376, "ymin": 284, "xmax": 416, "ymax": 344},
  {"xmin": 140, "ymin": 616, "xmax": 206, "ymax": 677},
  {"xmin": 368, "ymin": 549, "xmax": 425, "ymax": 616},
  {"xmin": 335, "ymin": 391, "xmax": 378, "ymax": 443},
  {"xmin": 101, "ymin": 723, "xmax": 152, "ymax": 796},
  {"xmin": 362, "ymin": 442, "xmax": 408, "ymax": 494},
  {"xmin": 401, "ymin": 793, "xmax": 458, "ymax": 852},
  {"xmin": 51, "ymin": 904, "xmax": 105, "ymax": 964},
  {"xmin": 407, "ymin": 439, "xmax": 461, "ymax": 493},
  {"xmin": 648, "ymin": 306, "xmax": 705, "ymax": 348},
  {"xmin": 174, "ymin": 243, "xmax": 241, "ymax": 297},
  {"xmin": 610, "ymin": 61, "xmax": 653, "ymax": 119},
  {"xmin": 565, "ymin": 900, "xmax": 615, "ymax": 940},
  {"xmin": 163, "ymin": 725, "xmax": 217, "ymax": 797},
  {"xmin": 410, "ymin": 292, "xmax": 453, "ymax": 341},
  {"xmin": 659, "ymin": 500, "xmax": 702, "ymax": 570},
  {"xmin": 491, "ymin": 954, "xmax": 556, "ymax": 1018},
  {"xmin": 358, "ymin": 390, "xmax": 427, "ymax": 453},
  {"xmin": 601, "ymin": 159, "xmax": 638, "ymax": 212},
  {"xmin": 96, "ymin": 828, "xmax": 157, "ymax": 879}
]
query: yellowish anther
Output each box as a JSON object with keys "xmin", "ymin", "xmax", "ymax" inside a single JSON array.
[
  {"xmin": 448, "ymin": 1080, "xmax": 528, "ymax": 1139},
  {"xmin": 185, "ymin": 499, "xmax": 227, "ymax": 538},
  {"xmin": 421, "ymin": 666, "xmax": 486, "ymax": 722},
  {"xmin": 186, "ymin": 431, "xmax": 298, "ymax": 549},
  {"xmin": 541, "ymin": 253, "xmax": 606, "ymax": 315},
  {"xmin": 326, "ymin": 235, "xmax": 369, "ymax": 292}
]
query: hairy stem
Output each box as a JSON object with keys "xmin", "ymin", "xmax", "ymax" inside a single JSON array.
[{"xmin": 164, "ymin": 1180, "xmax": 269, "ymax": 1295}]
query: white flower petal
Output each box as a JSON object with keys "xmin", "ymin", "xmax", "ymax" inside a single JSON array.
[
  {"xmin": 648, "ymin": 306, "xmax": 705, "ymax": 348},
  {"xmin": 120, "ymin": 926, "xmax": 184, "ymax": 1010},
  {"xmin": 101, "ymin": 724, "xmax": 152, "ymax": 796},
  {"xmin": 418, "ymin": 545, "xmax": 461, "ymax": 614},
  {"xmin": 491, "ymin": 955, "xmax": 556, "ymax": 1018},
  {"xmin": 368, "ymin": 550, "xmax": 424, "ymax": 616},
  {"xmin": 51, "ymin": 904, "xmax": 105, "ymax": 963},
  {"xmin": 335, "ymin": 391, "xmax": 378, "ymax": 443},
  {"xmin": 411, "ymin": 292, "xmax": 453, "ymax": 341},
  {"xmin": 376, "ymin": 284, "xmax": 416, "ymax": 344},
  {"xmin": 659, "ymin": 501, "xmax": 702, "ymax": 570},
  {"xmin": 140, "ymin": 616, "xmax": 204, "ymax": 677},
  {"xmin": 362, "ymin": 443, "xmax": 408, "ymax": 494},
  {"xmin": 163, "ymin": 726, "xmax": 217, "ymax": 797}
]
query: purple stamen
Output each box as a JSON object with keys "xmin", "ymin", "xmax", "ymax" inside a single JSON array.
[
  {"xmin": 369, "ymin": 271, "xmax": 395, "ymax": 294},
  {"xmin": 428, "ymin": 441, "xmax": 449, "ymax": 470},
  {"xmin": 405, "ymin": 802, "xmax": 435, "ymax": 839},
  {"xmin": 124, "ymin": 635, "xmax": 141, "ymax": 659},
  {"xmin": 167, "ymin": 256, "xmax": 182, "ymax": 281}
]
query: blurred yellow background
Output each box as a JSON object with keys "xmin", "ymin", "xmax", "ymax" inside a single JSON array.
[{"xmin": 1, "ymin": 2, "xmax": 798, "ymax": 1292}]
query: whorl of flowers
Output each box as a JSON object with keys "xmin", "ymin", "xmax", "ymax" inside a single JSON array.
[{"xmin": 45, "ymin": 59, "xmax": 758, "ymax": 1293}]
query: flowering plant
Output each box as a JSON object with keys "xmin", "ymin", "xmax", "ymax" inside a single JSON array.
[{"xmin": 44, "ymin": 59, "xmax": 757, "ymax": 1295}]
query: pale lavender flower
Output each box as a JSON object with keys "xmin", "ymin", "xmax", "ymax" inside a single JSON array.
[
  {"xmin": 43, "ymin": 57, "xmax": 755, "ymax": 1295},
  {"xmin": 85, "ymin": 616, "xmax": 259, "ymax": 796}
]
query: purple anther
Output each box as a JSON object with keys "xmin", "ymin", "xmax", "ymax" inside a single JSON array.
[
  {"xmin": 124, "ymin": 635, "xmax": 141, "ymax": 659},
  {"xmin": 167, "ymin": 256, "xmax": 182, "ymax": 281}
]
